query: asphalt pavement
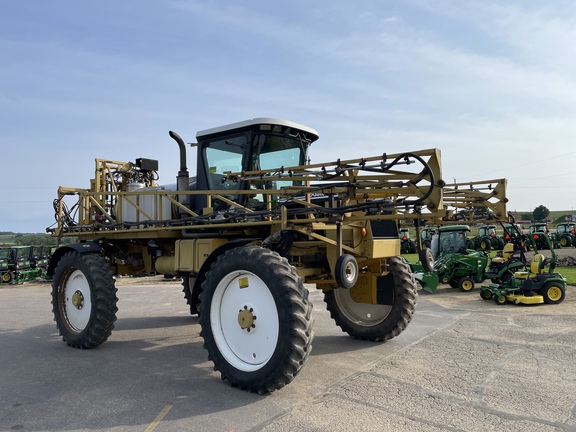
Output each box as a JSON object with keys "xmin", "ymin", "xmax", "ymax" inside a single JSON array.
[{"xmin": 1, "ymin": 278, "xmax": 575, "ymax": 432}]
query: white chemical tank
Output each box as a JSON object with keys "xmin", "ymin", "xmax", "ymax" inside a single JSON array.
[{"xmin": 120, "ymin": 183, "xmax": 173, "ymax": 223}]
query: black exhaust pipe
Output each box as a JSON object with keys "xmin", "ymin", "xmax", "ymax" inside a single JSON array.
[{"xmin": 169, "ymin": 130, "xmax": 189, "ymax": 212}]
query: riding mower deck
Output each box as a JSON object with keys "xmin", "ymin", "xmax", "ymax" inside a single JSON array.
[{"xmin": 480, "ymin": 231, "xmax": 566, "ymax": 305}]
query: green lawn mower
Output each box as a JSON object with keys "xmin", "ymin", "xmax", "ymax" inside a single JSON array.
[
  {"xmin": 413, "ymin": 225, "xmax": 488, "ymax": 294},
  {"xmin": 479, "ymin": 231, "xmax": 566, "ymax": 305},
  {"xmin": 484, "ymin": 222, "xmax": 528, "ymax": 284}
]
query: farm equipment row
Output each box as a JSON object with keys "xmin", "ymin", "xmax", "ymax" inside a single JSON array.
[
  {"xmin": 0, "ymin": 245, "xmax": 52, "ymax": 284},
  {"xmin": 412, "ymin": 219, "xmax": 567, "ymax": 307}
]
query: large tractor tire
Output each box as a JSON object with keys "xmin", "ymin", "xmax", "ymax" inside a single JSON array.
[
  {"xmin": 479, "ymin": 237, "xmax": 492, "ymax": 251},
  {"xmin": 323, "ymin": 256, "xmax": 417, "ymax": 341},
  {"xmin": 51, "ymin": 251, "xmax": 118, "ymax": 349},
  {"xmin": 182, "ymin": 276, "xmax": 200, "ymax": 315},
  {"xmin": 559, "ymin": 235, "xmax": 571, "ymax": 248},
  {"xmin": 199, "ymin": 246, "xmax": 314, "ymax": 394}
]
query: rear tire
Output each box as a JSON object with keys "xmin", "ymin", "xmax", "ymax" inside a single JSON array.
[
  {"xmin": 182, "ymin": 276, "xmax": 199, "ymax": 315},
  {"xmin": 540, "ymin": 282, "xmax": 565, "ymax": 304},
  {"xmin": 199, "ymin": 247, "xmax": 313, "ymax": 394},
  {"xmin": 51, "ymin": 251, "xmax": 118, "ymax": 349},
  {"xmin": 323, "ymin": 256, "xmax": 417, "ymax": 341},
  {"xmin": 480, "ymin": 237, "xmax": 492, "ymax": 251},
  {"xmin": 480, "ymin": 289, "xmax": 493, "ymax": 300}
]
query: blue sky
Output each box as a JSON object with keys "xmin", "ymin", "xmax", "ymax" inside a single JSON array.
[{"xmin": 2, "ymin": 0, "xmax": 576, "ymax": 233}]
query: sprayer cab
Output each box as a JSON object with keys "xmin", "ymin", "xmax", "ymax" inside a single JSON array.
[{"xmin": 188, "ymin": 118, "xmax": 319, "ymax": 213}]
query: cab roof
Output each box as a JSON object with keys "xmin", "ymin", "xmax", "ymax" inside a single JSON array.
[{"xmin": 196, "ymin": 118, "xmax": 319, "ymax": 142}]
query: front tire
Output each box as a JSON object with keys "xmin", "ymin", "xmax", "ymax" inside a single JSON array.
[
  {"xmin": 458, "ymin": 276, "xmax": 475, "ymax": 292},
  {"xmin": 323, "ymin": 256, "xmax": 417, "ymax": 341},
  {"xmin": 540, "ymin": 282, "xmax": 565, "ymax": 304},
  {"xmin": 2, "ymin": 271, "xmax": 15, "ymax": 284},
  {"xmin": 199, "ymin": 247, "xmax": 314, "ymax": 394},
  {"xmin": 493, "ymin": 294, "xmax": 506, "ymax": 305},
  {"xmin": 51, "ymin": 251, "xmax": 118, "ymax": 349}
]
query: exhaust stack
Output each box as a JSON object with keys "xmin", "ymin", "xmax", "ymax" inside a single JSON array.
[{"xmin": 169, "ymin": 130, "xmax": 190, "ymax": 212}]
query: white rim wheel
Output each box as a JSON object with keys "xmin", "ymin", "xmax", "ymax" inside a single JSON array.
[
  {"xmin": 63, "ymin": 269, "xmax": 92, "ymax": 332},
  {"xmin": 332, "ymin": 287, "xmax": 391, "ymax": 326},
  {"xmin": 210, "ymin": 271, "xmax": 279, "ymax": 372}
]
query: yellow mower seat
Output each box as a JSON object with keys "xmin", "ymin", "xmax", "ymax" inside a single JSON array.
[
  {"xmin": 515, "ymin": 253, "xmax": 545, "ymax": 280},
  {"xmin": 491, "ymin": 243, "xmax": 514, "ymax": 264}
]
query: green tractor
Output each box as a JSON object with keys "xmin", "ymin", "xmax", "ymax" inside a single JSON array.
[
  {"xmin": 553, "ymin": 222, "xmax": 575, "ymax": 248},
  {"xmin": 471, "ymin": 224, "xmax": 503, "ymax": 251},
  {"xmin": 526, "ymin": 222, "xmax": 550, "ymax": 250},
  {"xmin": 0, "ymin": 246, "xmax": 41, "ymax": 284},
  {"xmin": 399, "ymin": 227, "xmax": 417, "ymax": 254},
  {"xmin": 0, "ymin": 248, "xmax": 10, "ymax": 282},
  {"xmin": 421, "ymin": 226, "xmax": 438, "ymax": 249},
  {"xmin": 480, "ymin": 231, "xmax": 566, "ymax": 305},
  {"xmin": 499, "ymin": 222, "xmax": 524, "ymax": 245},
  {"xmin": 413, "ymin": 225, "xmax": 489, "ymax": 293},
  {"xmin": 29, "ymin": 245, "xmax": 49, "ymax": 278}
]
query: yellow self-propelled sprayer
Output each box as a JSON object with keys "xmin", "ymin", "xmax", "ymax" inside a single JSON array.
[{"xmin": 46, "ymin": 118, "xmax": 508, "ymax": 393}]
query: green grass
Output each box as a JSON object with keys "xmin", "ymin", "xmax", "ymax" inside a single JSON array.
[{"xmin": 556, "ymin": 267, "xmax": 576, "ymax": 286}]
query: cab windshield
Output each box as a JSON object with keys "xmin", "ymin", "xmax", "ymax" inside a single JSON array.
[
  {"xmin": 250, "ymin": 133, "xmax": 308, "ymax": 188},
  {"xmin": 439, "ymin": 230, "xmax": 467, "ymax": 254}
]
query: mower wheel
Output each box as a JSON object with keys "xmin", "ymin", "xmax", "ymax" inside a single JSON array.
[
  {"xmin": 540, "ymin": 282, "xmax": 566, "ymax": 304},
  {"xmin": 457, "ymin": 276, "xmax": 474, "ymax": 292},
  {"xmin": 493, "ymin": 294, "xmax": 507, "ymax": 305},
  {"xmin": 480, "ymin": 289, "xmax": 493, "ymax": 301}
]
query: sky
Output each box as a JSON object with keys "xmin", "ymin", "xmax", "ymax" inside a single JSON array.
[{"xmin": 1, "ymin": 0, "xmax": 576, "ymax": 233}]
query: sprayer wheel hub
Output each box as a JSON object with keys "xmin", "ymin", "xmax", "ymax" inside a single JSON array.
[
  {"xmin": 237, "ymin": 306, "xmax": 257, "ymax": 331},
  {"xmin": 71, "ymin": 290, "xmax": 84, "ymax": 309}
]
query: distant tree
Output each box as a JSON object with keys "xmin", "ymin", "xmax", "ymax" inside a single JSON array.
[
  {"xmin": 533, "ymin": 205, "xmax": 550, "ymax": 221},
  {"xmin": 521, "ymin": 213, "xmax": 532, "ymax": 221}
]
